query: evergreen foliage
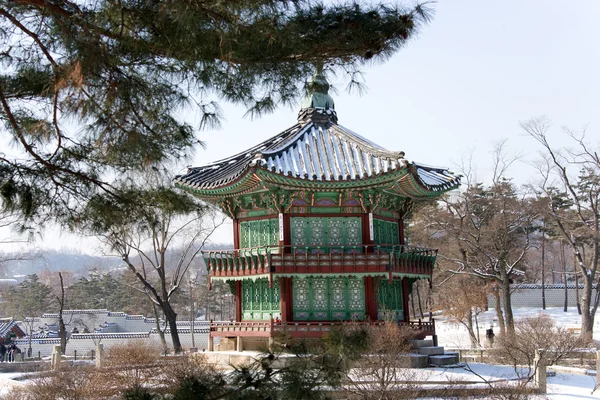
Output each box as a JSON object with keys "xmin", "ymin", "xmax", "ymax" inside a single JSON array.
[{"xmin": 0, "ymin": 0, "xmax": 432, "ymax": 225}]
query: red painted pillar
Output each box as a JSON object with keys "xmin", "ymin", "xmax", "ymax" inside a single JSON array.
[
  {"xmin": 279, "ymin": 277, "xmax": 293, "ymax": 322},
  {"xmin": 361, "ymin": 211, "xmax": 374, "ymax": 253},
  {"xmin": 233, "ymin": 219, "xmax": 240, "ymax": 252},
  {"xmin": 282, "ymin": 213, "xmax": 291, "ymax": 253},
  {"xmin": 398, "ymin": 219, "xmax": 405, "ymax": 246},
  {"xmin": 402, "ymin": 277, "xmax": 410, "ymax": 323},
  {"xmin": 235, "ymin": 281, "xmax": 242, "ymax": 322},
  {"xmin": 364, "ymin": 277, "xmax": 379, "ymax": 321}
]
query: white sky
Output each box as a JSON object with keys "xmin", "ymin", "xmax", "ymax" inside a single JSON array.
[{"xmin": 2, "ymin": 0, "xmax": 599, "ymax": 255}]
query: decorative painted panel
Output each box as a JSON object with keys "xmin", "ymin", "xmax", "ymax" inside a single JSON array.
[
  {"xmin": 377, "ymin": 279, "xmax": 404, "ymax": 321},
  {"xmin": 290, "ymin": 217, "xmax": 362, "ymax": 253},
  {"xmin": 345, "ymin": 218, "xmax": 362, "ymax": 245},
  {"xmin": 241, "ymin": 278, "xmax": 281, "ymax": 320},
  {"xmin": 328, "ymin": 219, "xmax": 344, "ymax": 246},
  {"xmin": 292, "ymin": 276, "xmax": 365, "ymax": 321},
  {"xmin": 311, "ymin": 278, "xmax": 328, "ymax": 320},
  {"xmin": 293, "ymin": 277, "xmax": 310, "ymax": 320},
  {"xmin": 309, "ymin": 219, "xmax": 326, "ymax": 247},
  {"xmin": 348, "ymin": 277, "xmax": 365, "ymax": 320},
  {"xmin": 291, "ymin": 218, "xmax": 308, "ymax": 247}
]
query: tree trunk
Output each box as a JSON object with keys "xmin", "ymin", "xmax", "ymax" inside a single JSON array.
[
  {"xmin": 152, "ymin": 304, "xmax": 167, "ymax": 351},
  {"xmin": 493, "ymin": 285, "xmax": 506, "ymax": 336},
  {"xmin": 580, "ymin": 272, "xmax": 594, "ymax": 342},
  {"xmin": 561, "ymin": 242, "xmax": 568, "ymax": 312},
  {"xmin": 58, "ymin": 272, "xmax": 67, "ymax": 355},
  {"xmin": 163, "ymin": 302, "xmax": 182, "ymax": 353},
  {"xmin": 541, "ymin": 232, "xmax": 546, "ymax": 310},
  {"xmin": 498, "ymin": 261, "xmax": 514, "ymax": 336},
  {"xmin": 464, "ymin": 309, "xmax": 478, "ymax": 347}
]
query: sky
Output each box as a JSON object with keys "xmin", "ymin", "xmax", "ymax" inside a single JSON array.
[{"xmin": 2, "ymin": 0, "xmax": 599, "ymax": 255}]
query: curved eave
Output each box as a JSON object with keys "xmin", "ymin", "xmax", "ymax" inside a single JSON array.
[
  {"xmin": 174, "ymin": 169, "xmax": 262, "ymax": 199},
  {"xmin": 176, "ymin": 164, "xmax": 458, "ymax": 202},
  {"xmin": 394, "ymin": 165, "xmax": 460, "ymax": 199}
]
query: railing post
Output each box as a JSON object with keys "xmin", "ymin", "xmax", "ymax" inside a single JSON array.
[{"xmin": 534, "ymin": 349, "xmax": 547, "ymax": 394}]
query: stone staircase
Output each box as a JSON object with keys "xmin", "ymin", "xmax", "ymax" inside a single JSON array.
[{"xmin": 409, "ymin": 339, "xmax": 460, "ymax": 368}]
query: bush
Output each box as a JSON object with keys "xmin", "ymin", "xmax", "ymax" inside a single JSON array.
[{"xmin": 492, "ymin": 314, "xmax": 586, "ymax": 375}]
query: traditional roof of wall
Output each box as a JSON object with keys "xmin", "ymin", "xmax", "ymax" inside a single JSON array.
[{"xmin": 175, "ymin": 73, "xmax": 460, "ymax": 200}]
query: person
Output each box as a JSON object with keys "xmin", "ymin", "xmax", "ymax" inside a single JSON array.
[
  {"xmin": 0, "ymin": 342, "xmax": 6, "ymax": 362},
  {"xmin": 485, "ymin": 326, "xmax": 495, "ymax": 347},
  {"xmin": 7, "ymin": 343, "xmax": 15, "ymax": 362}
]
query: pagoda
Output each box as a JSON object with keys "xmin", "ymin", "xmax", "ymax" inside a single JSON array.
[{"xmin": 174, "ymin": 72, "xmax": 460, "ymax": 351}]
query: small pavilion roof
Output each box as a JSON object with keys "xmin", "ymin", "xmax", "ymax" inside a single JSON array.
[{"xmin": 175, "ymin": 71, "xmax": 460, "ymax": 198}]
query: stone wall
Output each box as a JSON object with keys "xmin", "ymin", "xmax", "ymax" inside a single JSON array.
[
  {"xmin": 487, "ymin": 284, "xmax": 589, "ymax": 308},
  {"xmin": 13, "ymin": 329, "xmax": 211, "ymax": 358}
]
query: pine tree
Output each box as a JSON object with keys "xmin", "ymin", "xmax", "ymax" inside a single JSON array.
[{"xmin": 0, "ymin": 0, "xmax": 433, "ymax": 224}]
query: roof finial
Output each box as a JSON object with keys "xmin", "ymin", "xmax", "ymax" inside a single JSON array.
[{"xmin": 298, "ymin": 64, "xmax": 337, "ymax": 124}]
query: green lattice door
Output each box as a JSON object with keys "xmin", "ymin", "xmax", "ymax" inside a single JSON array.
[
  {"xmin": 239, "ymin": 219, "xmax": 279, "ymax": 254},
  {"xmin": 373, "ymin": 219, "xmax": 399, "ymax": 251},
  {"xmin": 292, "ymin": 276, "xmax": 365, "ymax": 320},
  {"xmin": 241, "ymin": 278, "xmax": 280, "ymax": 320},
  {"xmin": 377, "ymin": 279, "xmax": 404, "ymax": 321},
  {"xmin": 290, "ymin": 217, "xmax": 362, "ymax": 253}
]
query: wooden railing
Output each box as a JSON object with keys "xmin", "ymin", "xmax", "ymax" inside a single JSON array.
[
  {"xmin": 202, "ymin": 245, "xmax": 437, "ymax": 278},
  {"xmin": 210, "ymin": 319, "xmax": 435, "ymax": 339}
]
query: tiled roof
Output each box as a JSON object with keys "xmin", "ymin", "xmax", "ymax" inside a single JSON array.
[
  {"xmin": 175, "ymin": 116, "xmax": 459, "ymax": 194},
  {"xmin": 0, "ymin": 318, "xmax": 17, "ymax": 337}
]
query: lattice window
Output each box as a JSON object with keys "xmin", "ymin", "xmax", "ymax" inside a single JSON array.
[
  {"xmin": 239, "ymin": 219, "xmax": 279, "ymax": 252},
  {"xmin": 242, "ymin": 279, "xmax": 281, "ymax": 320},
  {"xmin": 348, "ymin": 278, "xmax": 365, "ymax": 311},
  {"xmin": 373, "ymin": 219, "xmax": 400, "ymax": 247},
  {"xmin": 291, "ymin": 218, "xmax": 307, "ymax": 246},
  {"xmin": 253, "ymin": 281, "xmax": 261, "ymax": 310},
  {"xmin": 377, "ymin": 279, "xmax": 403, "ymax": 320},
  {"xmin": 292, "ymin": 276, "xmax": 365, "ymax": 321},
  {"xmin": 293, "ymin": 278, "xmax": 310, "ymax": 320},
  {"xmin": 290, "ymin": 217, "xmax": 362, "ymax": 252},
  {"xmin": 309, "ymin": 218, "xmax": 326, "ymax": 246},
  {"xmin": 311, "ymin": 278, "xmax": 328, "ymax": 319},
  {"xmin": 345, "ymin": 218, "xmax": 362, "ymax": 245},
  {"xmin": 269, "ymin": 219, "xmax": 279, "ymax": 245},
  {"xmin": 328, "ymin": 219, "xmax": 344, "ymax": 246}
]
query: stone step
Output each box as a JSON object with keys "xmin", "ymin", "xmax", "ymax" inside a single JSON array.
[
  {"xmin": 409, "ymin": 353, "xmax": 429, "ymax": 368},
  {"xmin": 429, "ymin": 354, "xmax": 459, "ymax": 367},
  {"xmin": 410, "ymin": 339, "xmax": 434, "ymax": 349},
  {"xmin": 418, "ymin": 346, "xmax": 445, "ymax": 356}
]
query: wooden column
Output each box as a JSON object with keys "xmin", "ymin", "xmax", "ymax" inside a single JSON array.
[
  {"xmin": 402, "ymin": 277, "xmax": 410, "ymax": 323},
  {"xmin": 362, "ymin": 211, "xmax": 374, "ymax": 253},
  {"xmin": 280, "ymin": 277, "xmax": 293, "ymax": 322},
  {"xmin": 364, "ymin": 277, "xmax": 379, "ymax": 321},
  {"xmin": 398, "ymin": 219, "xmax": 405, "ymax": 245},
  {"xmin": 235, "ymin": 281, "xmax": 242, "ymax": 322},
  {"xmin": 283, "ymin": 213, "xmax": 291, "ymax": 253},
  {"xmin": 233, "ymin": 219, "xmax": 240, "ymax": 250}
]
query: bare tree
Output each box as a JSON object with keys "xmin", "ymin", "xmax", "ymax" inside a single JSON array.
[
  {"xmin": 411, "ymin": 142, "xmax": 536, "ymax": 337},
  {"xmin": 434, "ymin": 275, "xmax": 489, "ymax": 347},
  {"xmin": 82, "ymin": 184, "xmax": 226, "ymax": 353},
  {"xmin": 523, "ymin": 117, "xmax": 600, "ymax": 340}
]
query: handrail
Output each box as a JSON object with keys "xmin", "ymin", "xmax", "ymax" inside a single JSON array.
[{"xmin": 202, "ymin": 244, "xmax": 437, "ymax": 276}]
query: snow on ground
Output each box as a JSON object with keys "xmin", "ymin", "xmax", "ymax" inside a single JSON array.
[
  {"xmin": 436, "ymin": 307, "xmax": 596, "ymax": 348},
  {"xmin": 434, "ymin": 307, "xmax": 600, "ymax": 399},
  {"xmin": 0, "ymin": 372, "xmax": 26, "ymax": 396},
  {"xmin": 0, "ymin": 308, "xmax": 598, "ymax": 399}
]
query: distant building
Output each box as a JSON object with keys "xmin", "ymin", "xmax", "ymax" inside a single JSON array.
[{"xmin": 0, "ymin": 318, "xmax": 26, "ymax": 343}]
